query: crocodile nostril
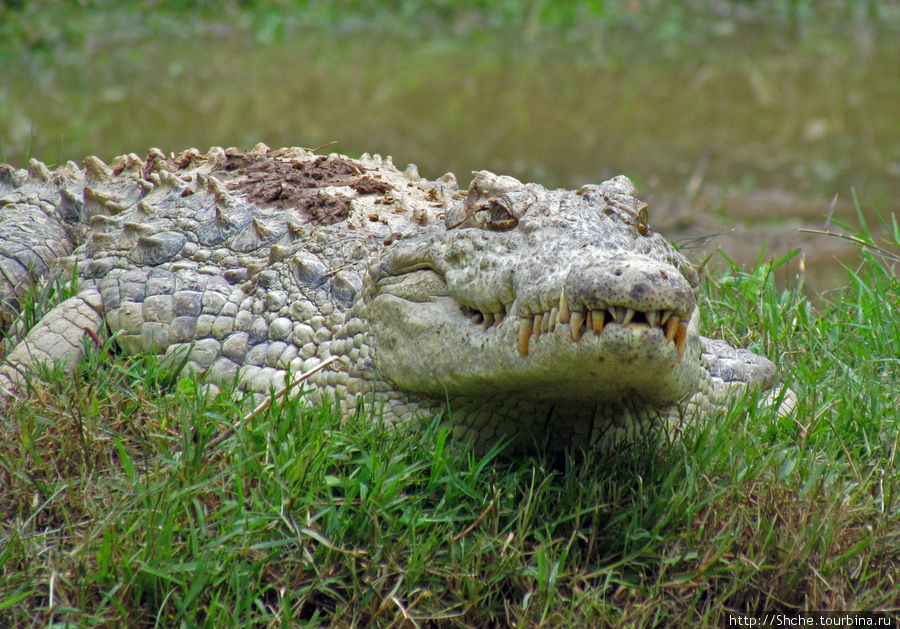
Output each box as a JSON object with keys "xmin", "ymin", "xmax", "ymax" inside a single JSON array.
[{"xmin": 629, "ymin": 283, "xmax": 647, "ymax": 300}]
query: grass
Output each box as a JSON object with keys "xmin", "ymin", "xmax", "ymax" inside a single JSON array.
[
  {"xmin": 2, "ymin": 0, "xmax": 898, "ymax": 61},
  {"xmin": 0, "ymin": 208, "xmax": 898, "ymax": 626}
]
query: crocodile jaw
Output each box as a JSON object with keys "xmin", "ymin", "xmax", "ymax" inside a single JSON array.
[{"xmin": 368, "ymin": 267, "xmax": 703, "ymax": 407}]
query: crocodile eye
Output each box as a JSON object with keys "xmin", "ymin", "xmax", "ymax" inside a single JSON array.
[
  {"xmin": 636, "ymin": 205, "xmax": 651, "ymax": 236},
  {"xmin": 485, "ymin": 200, "xmax": 518, "ymax": 231}
]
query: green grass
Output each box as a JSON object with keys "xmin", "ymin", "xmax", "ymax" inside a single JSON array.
[
  {"xmin": 1, "ymin": 210, "xmax": 898, "ymax": 626},
  {"xmin": 2, "ymin": 0, "xmax": 897, "ymax": 59}
]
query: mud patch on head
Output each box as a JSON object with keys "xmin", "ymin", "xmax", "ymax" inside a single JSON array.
[
  {"xmin": 217, "ymin": 149, "xmax": 391, "ymax": 226},
  {"xmin": 296, "ymin": 192, "xmax": 353, "ymax": 225},
  {"xmin": 352, "ymin": 176, "xmax": 393, "ymax": 196}
]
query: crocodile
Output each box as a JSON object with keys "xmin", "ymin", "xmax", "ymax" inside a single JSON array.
[{"xmin": 0, "ymin": 144, "xmax": 786, "ymax": 451}]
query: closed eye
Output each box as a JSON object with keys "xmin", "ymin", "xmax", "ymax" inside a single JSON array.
[{"xmin": 484, "ymin": 200, "xmax": 518, "ymax": 230}]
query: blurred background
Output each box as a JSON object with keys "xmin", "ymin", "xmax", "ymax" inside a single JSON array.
[{"xmin": 1, "ymin": 0, "xmax": 898, "ymax": 294}]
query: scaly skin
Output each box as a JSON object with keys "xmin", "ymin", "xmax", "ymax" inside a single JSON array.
[{"xmin": 0, "ymin": 144, "xmax": 784, "ymax": 450}]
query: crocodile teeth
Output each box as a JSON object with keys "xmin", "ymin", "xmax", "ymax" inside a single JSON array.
[
  {"xmin": 592, "ymin": 309, "xmax": 605, "ymax": 333},
  {"xmin": 665, "ymin": 315, "xmax": 680, "ymax": 343},
  {"xmin": 518, "ymin": 318, "xmax": 533, "ymax": 356},
  {"xmin": 675, "ymin": 321, "xmax": 688, "ymax": 356},
  {"xmin": 558, "ymin": 288, "xmax": 570, "ymax": 323},
  {"xmin": 570, "ymin": 311, "xmax": 585, "ymax": 341},
  {"xmin": 483, "ymin": 293, "xmax": 686, "ymax": 355},
  {"xmin": 607, "ymin": 306, "xmax": 620, "ymax": 323}
]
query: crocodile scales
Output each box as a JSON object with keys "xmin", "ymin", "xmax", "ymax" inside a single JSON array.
[{"xmin": 0, "ymin": 144, "xmax": 784, "ymax": 450}]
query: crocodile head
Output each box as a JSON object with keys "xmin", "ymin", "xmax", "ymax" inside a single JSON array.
[{"xmin": 366, "ymin": 171, "xmax": 704, "ymax": 411}]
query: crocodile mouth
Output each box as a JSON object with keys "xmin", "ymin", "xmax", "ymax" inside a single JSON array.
[
  {"xmin": 369, "ymin": 263, "xmax": 701, "ymax": 404},
  {"xmin": 460, "ymin": 291, "xmax": 691, "ymax": 358}
]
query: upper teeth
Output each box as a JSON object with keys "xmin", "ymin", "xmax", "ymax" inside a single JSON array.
[{"xmin": 464, "ymin": 292, "xmax": 689, "ymax": 358}]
